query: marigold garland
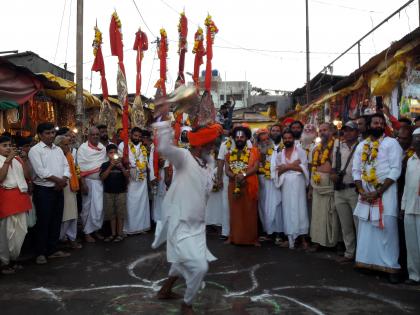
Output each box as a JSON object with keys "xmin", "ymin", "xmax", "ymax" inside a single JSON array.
[
  {"xmin": 92, "ymin": 26, "xmax": 103, "ymax": 56},
  {"xmin": 129, "ymin": 142, "xmax": 148, "ymax": 181},
  {"xmin": 112, "ymin": 11, "xmax": 122, "ymax": 29},
  {"xmin": 311, "ymin": 139, "xmax": 334, "ymax": 184},
  {"xmin": 229, "ymin": 148, "xmax": 250, "ymax": 196},
  {"xmin": 258, "ymin": 148, "xmax": 274, "ymax": 179},
  {"xmin": 361, "ymin": 137, "xmax": 381, "ymax": 188}
]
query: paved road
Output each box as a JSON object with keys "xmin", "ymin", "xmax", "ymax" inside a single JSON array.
[{"xmin": 1, "ymin": 231, "xmax": 419, "ymax": 315}]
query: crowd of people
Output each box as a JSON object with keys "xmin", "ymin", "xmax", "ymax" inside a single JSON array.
[{"xmin": 1, "ymin": 103, "xmax": 420, "ymax": 296}]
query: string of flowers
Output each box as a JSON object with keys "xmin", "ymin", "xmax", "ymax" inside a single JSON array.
[
  {"xmin": 361, "ymin": 137, "xmax": 381, "ymax": 188},
  {"xmin": 92, "ymin": 26, "xmax": 102, "ymax": 56},
  {"xmin": 129, "ymin": 142, "xmax": 148, "ymax": 181},
  {"xmin": 229, "ymin": 148, "xmax": 250, "ymax": 197},
  {"xmin": 311, "ymin": 139, "xmax": 334, "ymax": 184},
  {"xmin": 258, "ymin": 148, "xmax": 274, "ymax": 179}
]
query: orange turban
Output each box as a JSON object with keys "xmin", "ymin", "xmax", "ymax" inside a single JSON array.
[{"xmin": 187, "ymin": 124, "xmax": 223, "ymax": 147}]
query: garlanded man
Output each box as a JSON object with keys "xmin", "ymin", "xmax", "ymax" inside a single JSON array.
[
  {"xmin": 118, "ymin": 127, "xmax": 151, "ymax": 234},
  {"xmin": 274, "ymin": 130, "xmax": 309, "ymax": 249},
  {"xmin": 77, "ymin": 127, "xmax": 107, "ymax": 243},
  {"xmin": 331, "ymin": 121, "xmax": 359, "ymax": 263},
  {"xmin": 309, "ymin": 123, "xmax": 340, "ymax": 251},
  {"xmin": 256, "ymin": 128, "xmax": 283, "ymax": 240},
  {"xmin": 225, "ymin": 125, "xmax": 260, "ymax": 246},
  {"xmin": 353, "ymin": 113, "xmax": 402, "ymax": 284},
  {"xmin": 152, "ymin": 121, "xmax": 222, "ymax": 315},
  {"xmin": 401, "ymin": 128, "xmax": 420, "ymax": 285}
]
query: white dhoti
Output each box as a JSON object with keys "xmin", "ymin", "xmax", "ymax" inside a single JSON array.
[
  {"xmin": 261, "ymin": 177, "xmax": 283, "ymax": 235},
  {"xmin": 152, "ymin": 169, "xmax": 166, "ymax": 223},
  {"xmin": 281, "ymin": 172, "xmax": 309, "ymax": 246},
  {"xmin": 205, "ymin": 189, "xmax": 223, "ymax": 226},
  {"xmin": 356, "ymin": 215, "xmax": 400, "ymax": 272},
  {"xmin": 221, "ymin": 174, "xmax": 230, "ymax": 236},
  {"xmin": 81, "ymin": 178, "xmax": 104, "ymax": 235},
  {"xmin": 124, "ymin": 177, "xmax": 150, "ymax": 234},
  {"xmin": 0, "ymin": 213, "xmax": 27, "ymax": 265},
  {"xmin": 60, "ymin": 185, "xmax": 78, "ymax": 241},
  {"xmin": 404, "ymin": 214, "xmax": 420, "ymax": 281}
]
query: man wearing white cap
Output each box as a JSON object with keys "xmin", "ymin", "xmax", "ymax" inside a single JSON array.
[{"xmin": 401, "ymin": 128, "xmax": 420, "ymax": 285}]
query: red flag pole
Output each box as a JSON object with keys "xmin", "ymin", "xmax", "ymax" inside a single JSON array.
[
  {"xmin": 204, "ymin": 14, "xmax": 218, "ymax": 92},
  {"xmin": 177, "ymin": 11, "xmax": 188, "ymax": 84},
  {"xmin": 155, "ymin": 28, "xmax": 168, "ymax": 97},
  {"xmin": 192, "ymin": 27, "xmax": 205, "ymax": 89},
  {"xmin": 109, "ymin": 11, "xmax": 129, "ymax": 161}
]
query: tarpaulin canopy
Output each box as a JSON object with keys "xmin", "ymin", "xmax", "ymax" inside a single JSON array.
[
  {"xmin": 40, "ymin": 72, "xmax": 101, "ymax": 108},
  {"xmin": 0, "ymin": 100, "xmax": 19, "ymax": 110},
  {"xmin": 0, "ymin": 58, "xmax": 42, "ymax": 104}
]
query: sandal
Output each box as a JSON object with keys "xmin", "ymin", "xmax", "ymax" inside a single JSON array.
[
  {"xmin": 48, "ymin": 251, "xmax": 71, "ymax": 259},
  {"xmin": 104, "ymin": 235, "xmax": 115, "ymax": 243},
  {"xmin": 113, "ymin": 235, "xmax": 124, "ymax": 243}
]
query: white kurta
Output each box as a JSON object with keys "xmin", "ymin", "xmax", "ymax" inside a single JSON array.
[
  {"xmin": 274, "ymin": 146, "xmax": 309, "ymax": 246},
  {"xmin": 118, "ymin": 142, "xmax": 150, "ymax": 234},
  {"xmin": 352, "ymin": 136, "xmax": 402, "ymax": 272},
  {"xmin": 152, "ymin": 122, "xmax": 216, "ymax": 263}
]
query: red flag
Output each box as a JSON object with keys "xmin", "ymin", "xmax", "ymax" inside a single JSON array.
[
  {"xmin": 177, "ymin": 12, "xmax": 188, "ymax": 85},
  {"xmin": 192, "ymin": 27, "xmax": 205, "ymax": 89},
  {"xmin": 109, "ymin": 11, "xmax": 129, "ymax": 160},
  {"xmin": 154, "ymin": 28, "xmax": 168, "ymax": 96},
  {"xmin": 92, "ymin": 26, "xmax": 109, "ymax": 99},
  {"xmin": 204, "ymin": 14, "xmax": 218, "ymax": 92},
  {"xmin": 133, "ymin": 29, "xmax": 148, "ymax": 96}
]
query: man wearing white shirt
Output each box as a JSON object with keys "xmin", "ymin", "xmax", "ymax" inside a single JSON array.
[
  {"xmin": 353, "ymin": 113, "xmax": 402, "ymax": 283},
  {"xmin": 401, "ymin": 128, "xmax": 420, "ymax": 285},
  {"xmin": 29, "ymin": 123, "xmax": 71, "ymax": 265}
]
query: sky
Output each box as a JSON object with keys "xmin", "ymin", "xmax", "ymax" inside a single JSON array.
[{"xmin": 1, "ymin": 0, "xmax": 419, "ymax": 97}]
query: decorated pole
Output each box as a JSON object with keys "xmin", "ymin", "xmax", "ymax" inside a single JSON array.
[
  {"xmin": 177, "ymin": 11, "xmax": 188, "ymax": 85},
  {"xmin": 192, "ymin": 26, "xmax": 205, "ymax": 89},
  {"xmin": 204, "ymin": 14, "xmax": 218, "ymax": 92},
  {"xmin": 131, "ymin": 27, "xmax": 148, "ymax": 128},
  {"xmin": 154, "ymin": 28, "xmax": 168, "ymax": 97},
  {"xmin": 92, "ymin": 25, "xmax": 115, "ymax": 137},
  {"xmin": 109, "ymin": 11, "xmax": 129, "ymax": 160}
]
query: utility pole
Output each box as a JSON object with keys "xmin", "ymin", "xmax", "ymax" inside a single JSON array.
[
  {"xmin": 305, "ymin": 0, "xmax": 311, "ymax": 105},
  {"xmin": 75, "ymin": 0, "xmax": 84, "ymax": 142}
]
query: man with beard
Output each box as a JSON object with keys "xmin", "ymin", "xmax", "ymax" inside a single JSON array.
[
  {"xmin": 309, "ymin": 123, "xmax": 340, "ymax": 252},
  {"xmin": 153, "ymin": 121, "xmax": 222, "ymax": 315},
  {"xmin": 357, "ymin": 115, "xmax": 370, "ymax": 141},
  {"xmin": 331, "ymin": 121, "xmax": 359, "ymax": 263},
  {"xmin": 290, "ymin": 120, "xmax": 304, "ymax": 146},
  {"xmin": 353, "ymin": 113, "xmax": 402, "ymax": 283},
  {"xmin": 225, "ymin": 125, "xmax": 260, "ymax": 246},
  {"xmin": 97, "ymin": 124, "xmax": 112, "ymax": 147},
  {"xmin": 118, "ymin": 127, "xmax": 150, "ymax": 235},
  {"xmin": 77, "ymin": 127, "xmax": 108, "ymax": 243},
  {"xmin": 401, "ymin": 128, "xmax": 420, "ymax": 285},
  {"xmin": 274, "ymin": 130, "xmax": 309, "ymax": 249},
  {"xmin": 255, "ymin": 128, "xmax": 283, "ymax": 241}
]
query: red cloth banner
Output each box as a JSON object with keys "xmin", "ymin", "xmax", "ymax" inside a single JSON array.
[
  {"xmin": 204, "ymin": 14, "xmax": 218, "ymax": 92},
  {"xmin": 155, "ymin": 29, "xmax": 168, "ymax": 97},
  {"xmin": 192, "ymin": 27, "xmax": 205, "ymax": 89},
  {"xmin": 92, "ymin": 26, "xmax": 109, "ymax": 100},
  {"xmin": 177, "ymin": 12, "xmax": 188, "ymax": 84},
  {"xmin": 133, "ymin": 29, "xmax": 148, "ymax": 96}
]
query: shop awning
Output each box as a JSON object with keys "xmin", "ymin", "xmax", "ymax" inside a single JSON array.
[
  {"xmin": 40, "ymin": 72, "xmax": 101, "ymax": 108},
  {"xmin": 0, "ymin": 100, "xmax": 19, "ymax": 110}
]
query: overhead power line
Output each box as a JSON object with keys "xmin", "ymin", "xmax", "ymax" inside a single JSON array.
[{"xmin": 132, "ymin": 0, "xmax": 156, "ymax": 38}]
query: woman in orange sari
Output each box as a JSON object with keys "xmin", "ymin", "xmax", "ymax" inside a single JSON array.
[{"xmin": 225, "ymin": 126, "xmax": 260, "ymax": 246}]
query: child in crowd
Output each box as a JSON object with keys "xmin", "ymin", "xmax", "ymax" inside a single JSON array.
[
  {"xmin": 0, "ymin": 136, "xmax": 32, "ymax": 274},
  {"xmin": 100, "ymin": 144, "xmax": 129, "ymax": 242}
]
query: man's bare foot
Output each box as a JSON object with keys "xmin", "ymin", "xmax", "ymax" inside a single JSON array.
[
  {"xmin": 157, "ymin": 290, "xmax": 182, "ymax": 300},
  {"xmin": 157, "ymin": 276, "xmax": 179, "ymax": 300},
  {"xmin": 181, "ymin": 302, "xmax": 196, "ymax": 315}
]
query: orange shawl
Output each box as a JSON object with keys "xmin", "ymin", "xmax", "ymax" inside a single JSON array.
[{"xmin": 66, "ymin": 152, "xmax": 80, "ymax": 192}]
